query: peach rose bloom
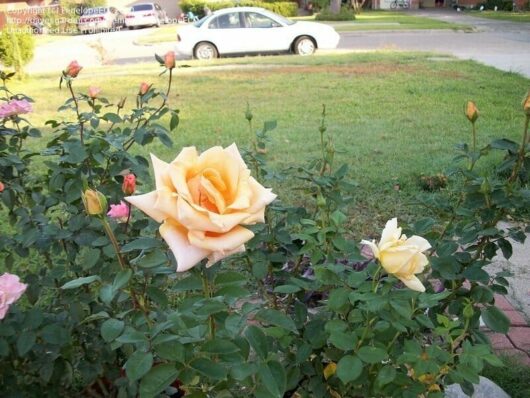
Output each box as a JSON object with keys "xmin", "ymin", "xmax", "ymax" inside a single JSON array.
[
  {"xmin": 126, "ymin": 144, "xmax": 276, "ymax": 272},
  {"xmin": 361, "ymin": 218, "xmax": 431, "ymax": 292}
]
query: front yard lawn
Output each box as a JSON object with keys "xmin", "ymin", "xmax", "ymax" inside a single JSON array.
[
  {"xmin": 470, "ymin": 10, "xmax": 530, "ymax": 23},
  {"xmin": 14, "ymin": 52, "xmax": 529, "ymax": 234}
]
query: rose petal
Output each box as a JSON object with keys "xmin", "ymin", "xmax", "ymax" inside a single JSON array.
[
  {"xmin": 150, "ymin": 153, "xmax": 171, "ymax": 191},
  {"xmin": 360, "ymin": 240, "xmax": 379, "ymax": 259},
  {"xmin": 125, "ymin": 191, "xmax": 166, "ymax": 223},
  {"xmin": 241, "ymin": 177, "xmax": 277, "ymax": 224},
  {"xmin": 398, "ymin": 275, "xmax": 426, "ymax": 292},
  {"xmin": 159, "ymin": 221, "xmax": 209, "ymax": 272},
  {"xmin": 379, "ymin": 218, "xmax": 402, "ymax": 247},
  {"xmin": 206, "ymin": 245, "xmax": 245, "ymax": 267},
  {"xmin": 188, "ymin": 226, "xmax": 254, "ymax": 252},
  {"xmin": 379, "ymin": 248, "xmax": 416, "ymax": 274},
  {"xmin": 405, "ymin": 235, "xmax": 432, "ymax": 252}
]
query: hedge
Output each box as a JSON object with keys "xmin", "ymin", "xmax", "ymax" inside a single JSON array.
[{"xmin": 180, "ymin": 0, "xmax": 299, "ymax": 18}]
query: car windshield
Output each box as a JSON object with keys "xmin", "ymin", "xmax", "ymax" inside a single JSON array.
[
  {"xmin": 193, "ymin": 15, "xmax": 210, "ymax": 28},
  {"xmin": 268, "ymin": 12, "xmax": 294, "ymax": 26},
  {"xmin": 131, "ymin": 4, "xmax": 154, "ymax": 11},
  {"xmin": 82, "ymin": 7, "xmax": 108, "ymax": 15}
]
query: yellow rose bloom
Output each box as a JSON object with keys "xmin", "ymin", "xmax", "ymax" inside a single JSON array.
[
  {"xmin": 126, "ymin": 144, "xmax": 276, "ymax": 272},
  {"xmin": 361, "ymin": 218, "xmax": 431, "ymax": 292}
]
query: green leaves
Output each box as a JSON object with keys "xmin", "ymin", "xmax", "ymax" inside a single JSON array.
[
  {"xmin": 255, "ymin": 309, "xmax": 297, "ymax": 333},
  {"xmin": 139, "ymin": 364, "xmax": 179, "ymax": 398},
  {"xmin": 336, "ymin": 355, "xmax": 362, "ymax": 384},
  {"xmin": 101, "ymin": 319, "xmax": 125, "ymax": 342},
  {"xmin": 125, "ymin": 351, "xmax": 153, "ymax": 381},
  {"xmin": 16, "ymin": 331, "xmax": 36, "ymax": 356},
  {"xmin": 189, "ymin": 358, "xmax": 227, "ymax": 380},
  {"xmin": 482, "ymin": 306, "xmax": 510, "ymax": 333},
  {"xmin": 244, "ymin": 325, "xmax": 268, "ymax": 360},
  {"xmin": 61, "ymin": 275, "xmax": 100, "ymax": 290},
  {"xmin": 357, "ymin": 346, "xmax": 388, "ymax": 364}
]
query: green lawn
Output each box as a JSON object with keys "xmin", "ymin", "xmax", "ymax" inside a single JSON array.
[
  {"xmin": 470, "ymin": 10, "xmax": 530, "ymax": 23},
  {"xmin": 12, "ymin": 52, "xmax": 529, "ymax": 234},
  {"xmin": 302, "ymin": 11, "xmax": 473, "ymax": 31},
  {"xmin": 134, "ymin": 24, "xmax": 182, "ymax": 45}
]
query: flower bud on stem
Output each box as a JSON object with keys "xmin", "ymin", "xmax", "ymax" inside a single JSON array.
[{"xmin": 508, "ymin": 113, "xmax": 529, "ymax": 183}]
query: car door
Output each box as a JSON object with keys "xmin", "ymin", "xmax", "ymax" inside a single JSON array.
[
  {"xmin": 241, "ymin": 11, "xmax": 290, "ymax": 52},
  {"xmin": 206, "ymin": 12, "xmax": 247, "ymax": 54}
]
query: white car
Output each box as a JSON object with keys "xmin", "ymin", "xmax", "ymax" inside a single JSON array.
[
  {"xmin": 125, "ymin": 3, "xmax": 169, "ymax": 29},
  {"xmin": 175, "ymin": 7, "xmax": 340, "ymax": 60}
]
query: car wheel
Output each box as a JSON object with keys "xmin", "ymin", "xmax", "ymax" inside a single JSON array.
[
  {"xmin": 194, "ymin": 42, "xmax": 218, "ymax": 60},
  {"xmin": 294, "ymin": 36, "xmax": 316, "ymax": 56}
]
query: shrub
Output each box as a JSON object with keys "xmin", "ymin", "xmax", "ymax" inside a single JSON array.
[
  {"xmin": 0, "ymin": 57, "xmax": 529, "ymax": 397},
  {"xmin": 316, "ymin": 6, "xmax": 357, "ymax": 20},
  {"xmin": 0, "ymin": 25, "xmax": 34, "ymax": 75},
  {"xmin": 476, "ymin": 0, "xmax": 513, "ymax": 10},
  {"xmin": 180, "ymin": 0, "xmax": 299, "ymax": 17}
]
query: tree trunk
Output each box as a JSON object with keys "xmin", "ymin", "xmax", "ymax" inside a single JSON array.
[{"xmin": 330, "ymin": 0, "xmax": 341, "ymax": 13}]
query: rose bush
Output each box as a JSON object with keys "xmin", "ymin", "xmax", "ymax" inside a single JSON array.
[{"xmin": 0, "ymin": 57, "xmax": 528, "ymax": 397}]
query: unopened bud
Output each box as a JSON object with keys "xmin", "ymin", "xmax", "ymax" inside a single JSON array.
[
  {"xmin": 122, "ymin": 173, "xmax": 136, "ymax": 196},
  {"xmin": 465, "ymin": 101, "xmax": 479, "ymax": 123},
  {"xmin": 0, "ymin": 181, "xmax": 4, "ymax": 192},
  {"xmin": 117, "ymin": 97, "xmax": 126, "ymax": 109},
  {"xmin": 523, "ymin": 91, "xmax": 530, "ymax": 115},
  {"xmin": 82, "ymin": 189, "xmax": 107, "ymax": 216},
  {"xmin": 480, "ymin": 177, "xmax": 491, "ymax": 194}
]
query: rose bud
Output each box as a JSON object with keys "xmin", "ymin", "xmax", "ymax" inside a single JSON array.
[
  {"xmin": 81, "ymin": 189, "xmax": 107, "ymax": 216},
  {"xmin": 523, "ymin": 91, "xmax": 530, "ymax": 115},
  {"xmin": 164, "ymin": 51, "xmax": 176, "ymax": 69},
  {"xmin": 139, "ymin": 82, "xmax": 151, "ymax": 96},
  {"xmin": 117, "ymin": 96, "xmax": 126, "ymax": 110},
  {"xmin": 0, "ymin": 181, "xmax": 4, "ymax": 192},
  {"xmin": 64, "ymin": 60, "xmax": 83, "ymax": 78},
  {"xmin": 465, "ymin": 101, "xmax": 479, "ymax": 123},
  {"xmin": 122, "ymin": 173, "xmax": 136, "ymax": 195},
  {"xmin": 88, "ymin": 86, "xmax": 101, "ymax": 99}
]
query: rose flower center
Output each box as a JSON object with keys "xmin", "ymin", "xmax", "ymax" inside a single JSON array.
[{"xmin": 187, "ymin": 168, "xmax": 229, "ymax": 214}]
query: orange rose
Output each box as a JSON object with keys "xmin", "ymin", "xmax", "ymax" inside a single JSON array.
[
  {"xmin": 465, "ymin": 101, "xmax": 479, "ymax": 123},
  {"xmin": 523, "ymin": 91, "xmax": 530, "ymax": 115},
  {"xmin": 126, "ymin": 144, "xmax": 276, "ymax": 272},
  {"xmin": 164, "ymin": 51, "xmax": 176, "ymax": 69},
  {"xmin": 122, "ymin": 173, "xmax": 136, "ymax": 196},
  {"xmin": 139, "ymin": 82, "xmax": 151, "ymax": 96}
]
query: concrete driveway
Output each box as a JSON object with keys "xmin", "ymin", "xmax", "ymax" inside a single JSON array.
[
  {"xmin": 338, "ymin": 10, "xmax": 530, "ymax": 78},
  {"xmin": 29, "ymin": 11, "xmax": 530, "ymax": 78}
]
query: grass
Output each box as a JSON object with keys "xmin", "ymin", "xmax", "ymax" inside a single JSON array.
[
  {"xmin": 134, "ymin": 24, "xmax": 182, "ymax": 45},
  {"xmin": 299, "ymin": 11, "xmax": 472, "ymax": 31},
  {"xmin": 470, "ymin": 10, "xmax": 530, "ymax": 23},
  {"xmin": 482, "ymin": 355, "xmax": 530, "ymax": 398},
  {"xmin": 11, "ymin": 52, "xmax": 530, "ymax": 235}
]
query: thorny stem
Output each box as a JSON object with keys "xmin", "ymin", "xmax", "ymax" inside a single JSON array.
[
  {"xmin": 508, "ymin": 114, "xmax": 529, "ymax": 183},
  {"xmin": 124, "ymin": 202, "xmax": 132, "ymax": 234},
  {"xmin": 201, "ymin": 268, "xmax": 216, "ymax": 340},
  {"xmin": 101, "ymin": 217, "xmax": 127, "ymax": 271},
  {"xmin": 125, "ymin": 68, "xmax": 173, "ymax": 152}
]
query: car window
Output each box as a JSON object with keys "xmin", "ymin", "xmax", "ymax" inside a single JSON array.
[
  {"xmin": 131, "ymin": 4, "xmax": 154, "ymax": 11},
  {"xmin": 244, "ymin": 12, "xmax": 281, "ymax": 28},
  {"xmin": 208, "ymin": 12, "xmax": 241, "ymax": 29}
]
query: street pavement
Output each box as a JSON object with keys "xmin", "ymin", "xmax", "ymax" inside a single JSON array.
[{"xmin": 29, "ymin": 10, "xmax": 530, "ymax": 78}]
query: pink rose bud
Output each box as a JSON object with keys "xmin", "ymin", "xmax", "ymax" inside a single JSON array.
[
  {"xmin": 64, "ymin": 60, "xmax": 83, "ymax": 78},
  {"xmin": 107, "ymin": 201, "xmax": 130, "ymax": 223},
  {"xmin": 122, "ymin": 173, "xmax": 136, "ymax": 196},
  {"xmin": 0, "ymin": 273, "xmax": 27, "ymax": 320},
  {"xmin": 164, "ymin": 51, "xmax": 176, "ymax": 69},
  {"xmin": 0, "ymin": 181, "xmax": 4, "ymax": 192},
  {"xmin": 88, "ymin": 86, "xmax": 101, "ymax": 99},
  {"xmin": 139, "ymin": 82, "xmax": 151, "ymax": 96}
]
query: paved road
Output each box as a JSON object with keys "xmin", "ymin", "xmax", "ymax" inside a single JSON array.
[
  {"xmin": 28, "ymin": 11, "xmax": 530, "ymax": 78},
  {"xmin": 338, "ymin": 10, "xmax": 530, "ymax": 78}
]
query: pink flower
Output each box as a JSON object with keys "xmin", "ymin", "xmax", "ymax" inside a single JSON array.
[
  {"xmin": 139, "ymin": 82, "xmax": 151, "ymax": 96},
  {"xmin": 0, "ymin": 273, "xmax": 27, "ymax": 320},
  {"xmin": 0, "ymin": 181, "xmax": 4, "ymax": 192},
  {"xmin": 107, "ymin": 201, "xmax": 130, "ymax": 223},
  {"xmin": 0, "ymin": 99, "xmax": 32, "ymax": 119},
  {"xmin": 164, "ymin": 51, "xmax": 176, "ymax": 69},
  {"xmin": 88, "ymin": 86, "xmax": 101, "ymax": 99}
]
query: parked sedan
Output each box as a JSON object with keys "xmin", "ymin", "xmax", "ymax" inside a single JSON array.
[
  {"xmin": 125, "ymin": 3, "xmax": 169, "ymax": 29},
  {"xmin": 175, "ymin": 7, "xmax": 340, "ymax": 60},
  {"xmin": 78, "ymin": 7, "xmax": 125, "ymax": 34}
]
